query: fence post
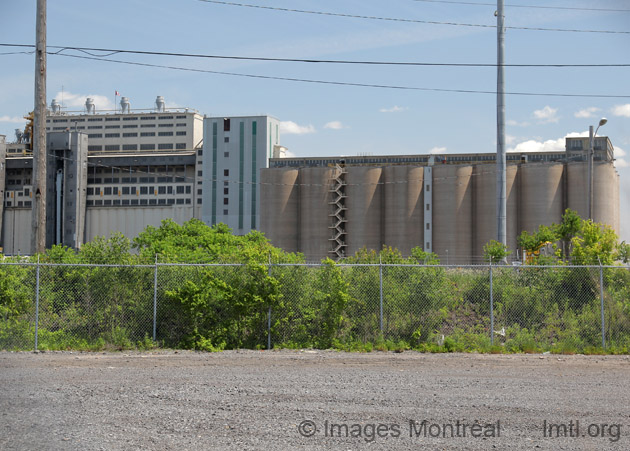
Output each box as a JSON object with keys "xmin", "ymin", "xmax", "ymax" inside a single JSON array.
[
  {"xmin": 267, "ymin": 254, "xmax": 272, "ymax": 350},
  {"xmin": 599, "ymin": 261, "xmax": 606, "ymax": 350},
  {"xmin": 153, "ymin": 254, "xmax": 158, "ymax": 342},
  {"xmin": 379, "ymin": 255, "xmax": 384, "ymax": 334},
  {"xmin": 489, "ymin": 261, "xmax": 494, "ymax": 346},
  {"xmin": 34, "ymin": 255, "xmax": 40, "ymax": 351}
]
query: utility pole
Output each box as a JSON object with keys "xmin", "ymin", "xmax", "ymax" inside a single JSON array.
[
  {"xmin": 32, "ymin": 0, "xmax": 47, "ymax": 254},
  {"xmin": 496, "ymin": 0, "xmax": 507, "ymax": 247}
]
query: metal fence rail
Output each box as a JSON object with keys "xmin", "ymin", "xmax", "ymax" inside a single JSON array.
[{"xmin": 1, "ymin": 262, "xmax": 628, "ymax": 352}]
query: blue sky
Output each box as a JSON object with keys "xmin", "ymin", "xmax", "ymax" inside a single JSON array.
[{"xmin": 1, "ymin": 0, "xmax": 629, "ymax": 240}]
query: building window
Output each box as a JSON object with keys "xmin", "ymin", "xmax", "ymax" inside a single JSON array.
[
  {"xmin": 122, "ymin": 144, "xmax": 138, "ymax": 151},
  {"xmin": 176, "ymin": 143, "xmax": 186, "ymax": 149},
  {"xmin": 140, "ymin": 132, "xmax": 156, "ymax": 137},
  {"xmin": 88, "ymin": 126, "xmax": 102, "ymax": 129},
  {"xmin": 426, "ymin": 204, "xmax": 430, "ymax": 210},
  {"xmin": 104, "ymin": 187, "xmax": 112, "ymax": 195},
  {"xmin": 140, "ymin": 187, "xmax": 148, "ymax": 195},
  {"xmin": 104, "ymin": 145, "xmax": 120, "ymax": 151},
  {"xmin": 224, "ymin": 152, "xmax": 229, "ymax": 158},
  {"xmin": 140, "ymin": 144, "xmax": 155, "ymax": 150},
  {"xmin": 158, "ymin": 186, "xmax": 166, "ymax": 194},
  {"xmin": 158, "ymin": 123, "xmax": 174, "ymax": 128},
  {"xmin": 176, "ymin": 131, "xmax": 187, "ymax": 136},
  {"xmin": 88, "ymin": 134, "xmax": 103, "ymax": 138},
  {"xmin": 122, "ymin": 133, "xmax": 138, "ymax": 138},
  {"xmin": 141, "ymin": 124, "xmax": 156, "ymax": 128},
  {"xmin": 224, "ymin": 188, "xmax": 228, "ymax": 195},
  {"xmin": 158, "ymin": 131, "xmax": 173, "ymax": 137},
  {"xmin": 123, "ymin": 124, "xmax": 138, "ymax": 129},
  {"xmin": 158, "ymin": 143, "xmax": 173, "ymax": 150},
  {"xmin": 197, "ymin": 170, "xmax": 202, "ymax": 176},
  {"xmin": 105, "ymin": 125, "xmax": 120, "ymax": 129},
  {"xmin": 426, "ymin": 185, "xmax": 430, "ymax": 192},
  {"xmin": 176, "ymin": 198, "xmax": 185, "ymax": 205},
  {"xmin": 105, "ymin": 117, "xmax": 120, "ymax": 121},
  {"xmin": 105, "ymin": 133, "xmax": 120, "ymax": 138},
  {"xmin": 223, "ymin": 118, "xmax": 230, "ymax": 131},
  {"xmin": 122, "ymin": 117, "xmax": 138, "ymax": 121},
  {"xmin": 223, "ymin": 209, "xmax": 228, "ymax": 215},
  {"xmin": 223, "ymin": 198, "xmax": 229, "ymax": 205},
  {"xmin": 224, "ymin": 169, "xmax": 229, "ymax": 177},
  {"xmin": 426, "ymin": 223, "xmax": 430, "ymax": 230},
  {"xmin": 197, "ymin": 189, "xmax": 202, "ymax": 195},
  {"xmin": 176, "ymin": 186, "xmax": 185, "ymax": 194},
  {"xmin": 224, "ymin": 137, "xmax": 229, "ymax": 143},
  {"xmin": 122, "ymin": 187, "xmax": 130, "ymax": 195}
]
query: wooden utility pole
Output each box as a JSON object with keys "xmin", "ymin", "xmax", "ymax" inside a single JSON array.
[{"xmin": 32, "ymin": 0, "xmax": 47, "ymax": 254}]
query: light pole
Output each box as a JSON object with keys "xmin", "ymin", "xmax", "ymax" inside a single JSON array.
[{"xmin": 588, "ymin": 118, "xmax": 607, "ymax": 220}]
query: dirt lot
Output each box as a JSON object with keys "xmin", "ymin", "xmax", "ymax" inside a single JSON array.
[{"xmin": 1, "ymin": 350, "xmax": 629, "ymax": 450}]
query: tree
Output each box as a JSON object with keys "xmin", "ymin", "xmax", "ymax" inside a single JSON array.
[{"xmin": 483, "ymin": 240, "xmax": 511, "ymax": 263}]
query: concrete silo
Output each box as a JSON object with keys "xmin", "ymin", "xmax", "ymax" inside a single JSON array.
[
  {"xmin": 567, "ymin": 161, "xmax": 589, "ymax": 220},
  {"xmin": 345, "ymin": 166, "xmax": 383, "ymax": 256},
  {"xmin": 593, "ymin": 162, "xmax": 619, "ymax": 232},
  {"xmin": 299, "ymin": 167, "xmax": 335, "ymax": 262},
  {"xmin": 472, "ymin": 164, "xmax": 519, "ymax": 261},
  {"xmin": 519, "ymin": 163, "xmax": 564, "ymax": 234},
  {"xmin": 260, "ymin": 168, "xmax": 299, "ymax": 253},
  {"xmin": 432, "ymin": 165, "xmax": 473, "ymax": 264},
  {"xmin": 382, "ymin": 166, "xmax": 423, "ymax": 255}
]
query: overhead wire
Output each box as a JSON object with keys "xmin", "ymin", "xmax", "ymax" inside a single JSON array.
[
  {"xmin": 195, "ymin": 0, "xmax": 630, "ymax": 34},
  {"xmin": 2, "ymin": 43, "xmax": 630, "ymax": 68},
  {"xmin": 411, "ymin": 0, "xmax": 630, "ymax": 13},
  {"xmin": 49, "ymin": 52, "xmax": 630, "ymax": 99},
  {"xmin": 3, "ymin": 43, "xmax": 630, "ymax": 68}
]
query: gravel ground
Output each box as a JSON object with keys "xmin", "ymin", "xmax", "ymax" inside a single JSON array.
[{"xmin": 1, "ymin": 350, "xmax": 630, "ymax": 450}]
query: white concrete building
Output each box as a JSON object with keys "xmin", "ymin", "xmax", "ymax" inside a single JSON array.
[{"xmin": 201, "ymin": 115, "xmax": 281, "ymax": 234}]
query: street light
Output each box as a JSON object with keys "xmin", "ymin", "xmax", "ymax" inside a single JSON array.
[{"xmin": 588, "ymin": 118, "xmax": 608, "ymax": 219}]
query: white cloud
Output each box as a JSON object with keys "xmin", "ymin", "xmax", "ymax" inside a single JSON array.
[
  {"xmin": 574, "ymin": 107, "xmax": 600, "ymax": 119},
  {"xmin": 0, "ymin": 115, "xmax": 26, "ymax": 123},
  {"xmin": 616, "ymin": 159, "xmax": 628, "ymax": 168},
  {"xmin": 279, "ymin": 121, "xmax": 315, "ymax": 135},
  {"xmin": 615, "ymin": 146, "xmax": 626, "ymax": 158},
  {"xmin": 379, "ymin": 106, "xmax": 408, "ymax": 113},
  {"xmin": 324, "ymin": 121, "xmax": 345, "ymax": 130},
  {"xmin": 612, "ymin": 104, "xmax": 630, "ymax": 117},
  {"xmin": 506, "ymin": 135, "xmax": 516, "ymax": 145},
  {"xmin": 51, "ymin": 91, "xmax": 114, "ymax": 111},
  {"xmin": 429, "ymin": 146, "xmax": 447, "ymax": 154},
  {"xmin": 506, "ymin": 119, "xmax": 530, "ymax": 127},
  {"xmin": 533, "ymin": 106, "xmax": 559, "ymax": 123},
  {"xmin": 507, "ymin": 138, "xmax": 565, "ymax": 153}
]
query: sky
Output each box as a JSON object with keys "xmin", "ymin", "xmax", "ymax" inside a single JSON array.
[{"xmin": 1, "ymin": 0, "xmax": 629, "ymax": 241}]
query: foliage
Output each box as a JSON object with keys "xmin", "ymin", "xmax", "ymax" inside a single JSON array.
[{"xmin": 483, "ymin": 240, "xmax": 511, "ymax": 263}]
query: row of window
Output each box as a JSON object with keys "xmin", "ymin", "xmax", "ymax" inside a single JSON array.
[
  {"xmin": 3, "ymin": 200, "xmax": 32, "ymax": 208},
  {"xmin": 88, "ymin": 176, "xmax": 188, "ymax": 184},
  {"xmin": 87, "ymin": 185, "xmax": 192, "ymax": 196},
  {"xmin": 48, "ymin": 115, "xmax": 188, "ymax": 123},
  {"xmin": 87, "ymin": 198, "xmax": 196, "ymax": 207},
  {"xmin": 86, "ymin": 131, "xmax": 187, "ymax": 138},
  {"xmin": 87, "ymin": 143, "xmax": 187, "ymax": 151}
]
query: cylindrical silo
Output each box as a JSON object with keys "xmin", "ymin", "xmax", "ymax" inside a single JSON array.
[
  {"xmin": 505, "ymin": 164, "xmax": 519, "ymax": 258},
  {"xmin": 472, "ymin": 164, "xmax": 495, "ymax": 262},
  {"xmin": 593, "ymin": 162, "xmax": 618, "ymax": 231},
  {"xmin": 382, "ymin": 166, "xmax": 423, "ymax": 256},
  {"xmin": 260, "ymin": 168, "xmax": 299, "ymax": 253},
  {"xmin": 432, "ymin": 165, "xmax": 473, "ymax": 265},
  {"xmin": 299, "ymin": 167, "xmax": 334, "ymax": 262},
  {"xmin": 519, "ymin": 163, "xmax": 564, "ymax": 234},
  {"xmin": 345, "ymin": 166, "xmax": 383, "ymax": 256},
  {"xmin": 567, "ymin": 161, "xmax": 589, "ymax": 220}
]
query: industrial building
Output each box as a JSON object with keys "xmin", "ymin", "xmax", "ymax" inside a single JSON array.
[
  {"xmin": 260, "ymin": 137, "xmax": 620, "ymax": 264},
  {"xmin": 0, "ymin": 97, "xmax": 280, "ymax": 254}
]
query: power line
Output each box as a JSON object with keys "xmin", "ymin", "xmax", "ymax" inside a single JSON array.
[
  {"xmin": 196, "ymin": 0, "xmax": 630, "ymax": 34},
  {"xmin": 53, "ymin": 52, "xmax": 630, "ymax": 99},
  {"xmin": 2, "ymin": 44, "xmax": 630, "ymax": 68},
  {"xmin": 412, "ymin": 0, "xmax": 630, "ymax": 13}
]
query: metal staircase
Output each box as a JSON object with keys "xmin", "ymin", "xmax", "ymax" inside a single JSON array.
[{"xmin": 328, "ymin": 164, "xmax": 347, "ymax": 259}]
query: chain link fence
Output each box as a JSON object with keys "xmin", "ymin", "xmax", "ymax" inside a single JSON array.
[{"xmin": 1, "ymin": 262, "xmax": 629, "ymax": 352}]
